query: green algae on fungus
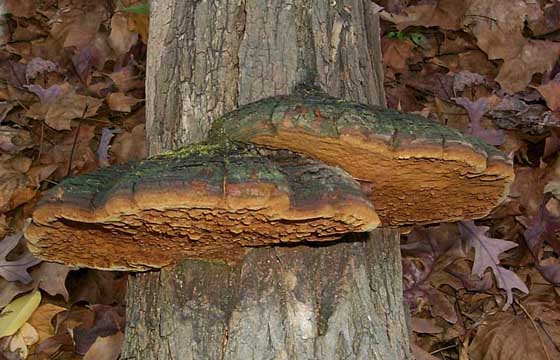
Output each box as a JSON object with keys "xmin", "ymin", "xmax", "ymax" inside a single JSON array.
[
  {"xmin": 209, "ymin": 93, "xmax": 514, "ymax": 226},
  {"xmin": 25, "ymin": 142, "xmax": 379, "ymax": 271}
]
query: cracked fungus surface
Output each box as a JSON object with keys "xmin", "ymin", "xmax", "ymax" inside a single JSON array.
[
  {"xmin": 25, "ymin": 144, "xmax": 379, "ymax": 271},
  {"xmin": 210, "ymin": 94, "xmax": 515, "ymax": 226}
]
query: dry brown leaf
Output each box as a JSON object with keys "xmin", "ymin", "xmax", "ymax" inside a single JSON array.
[
  {"xmin": 50, "ymin": 4, "xmax": 108, "ymax": 50},
  {"xmin": 537, "ymin": 79, "xmax": 560, "ymax": 112},
  {"xmin": 25, "ymin": 83, "xmax": 102, "ymax": 130},
  {"xmin": 34, "ymin": 262, "xmax": 73, "ymax": 301},
  {"xmin": 0, "ymin": 102, "xmax": 13, "ymax": 122},
  {"xmin": 383, "ymin": 0, "xmax": 468, "ymax": 31},
  {"xmin": 528, "ymin": 2, "xmax": 560, "ymax": 36},
  {"xmin": 111, "ymin": 123, "xmax": 147, "ymax": 163},
  {"xmin": 411, "ymin": 317, "xmax": 443, "ymax": 334},
  {"xmin": 108, "ymin": 66, "xmax": 144, "ymax": 92},
  {"xmin": 40, "ymin": 124, "xmax": 97, "ymax": 179},
  {"xmin": 0, "ymin": 126, "xmax": 33, "ymax": 154},
  {"xmin": 0, "ymin": 155, "xmax": 37, "ymax": 213},
  {"xmin": 510, "ymin": 166, "xmax": 553, "ymax": 217},
  {"xmin": 459, "ymin": 221, "xmax": 529, "ymax": 306},
  {"xmin": 464, "ymin": 0, "xmax": 560, "ymax": 93},
  {"xmin": 0, "ymin": 278, "xmax": 35, "ymax": 309},
  {"xmin": 469, "ymin": 307, "xmax": 560, "ymax": 359},
  {"xmin": 18, "ymin": 323, "xmax": 39, "ymax": 346},
  {"xmin": 412, "ymin": 343, "xmax": 439, "ymax": 360},
  {"xmin": 108, "ymin": 13, "xmax": 138, "ymax": 56},
  {"xmin": 27, "ymin": 303, "xmax": 67, "ymax": 344},
  {"xmin": 8, "ymin": 331, "xmax": 28, "ymax": 359},
  {"xmin": 382, "ymin": 38, "xmax": 416, "ymax": 74},
  {"xmin": 107, "ymin": 92, "xmax": 142, "ymax": 112},
  {"xmin": 83, "ymin": 332, "xmax": 124, "ymax": 360},
  {"xmin": 495, "ymin": 40, "xmax": 560, "ymax": 93},
  {"xmin": 4, "ymin": 0, "xmax": 35, "ymax": 18},
  {"xmin": 121, "ymin": 0, "xmax": 149, "ymax": 42},
  {"xmin": 0, "ymin": 215, "xmax": 7, "ymax": 239}
]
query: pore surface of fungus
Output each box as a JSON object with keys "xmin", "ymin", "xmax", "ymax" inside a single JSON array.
[
  {"xmin": 25, "ymin": 143, "xmax": 379, "ymax": 271},
  {"xmin": 209, "ymin": 94, "xmax": 514, "ymax": 226}
]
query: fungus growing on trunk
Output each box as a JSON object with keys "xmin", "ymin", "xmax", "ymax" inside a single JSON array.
[
  {"xmin": 210, "ymin": 93, "xmax": 514, "ymax": 226},
  {"xmin": 25, "ymin": 143, "xmax": 379, "ymax": 271}
]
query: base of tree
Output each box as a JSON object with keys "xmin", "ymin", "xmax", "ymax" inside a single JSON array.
[{"xmin": 122, "ymin": 229, "xmax": 412, "ymax": 359}]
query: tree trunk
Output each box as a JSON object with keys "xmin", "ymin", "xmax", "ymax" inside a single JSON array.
[{"xmin": 122, "ymin": 0, "xmax": 412, "ymax": 358}]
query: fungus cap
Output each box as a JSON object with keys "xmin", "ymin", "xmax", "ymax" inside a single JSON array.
[
  {"xmin": 25, "ymin": 143, "xmax": 379, "ymax": 271},
  {"xmin": 209, "ymin": 94, "xmax": 514, "ymax": 226}
]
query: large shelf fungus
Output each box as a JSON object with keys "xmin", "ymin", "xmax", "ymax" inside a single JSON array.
[
  {"xmin": 25, "ymin": 143, "xmax": 379, "ymax": 271},
  {"xmin": 209, "ymin": 93, "xmax": 514, "ymax": 226}
]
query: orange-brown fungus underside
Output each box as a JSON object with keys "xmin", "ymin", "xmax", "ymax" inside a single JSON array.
[
  {"xmin": 252, "ymin": 130, "xmax": 512, "ymax": 226},
  {"xmin": 210, "ymin": 94, "xmax": 514, "ymax": 226},
  {"xmin": 25, "ymin": 144, "xmax": 379, "ymax": 271}
]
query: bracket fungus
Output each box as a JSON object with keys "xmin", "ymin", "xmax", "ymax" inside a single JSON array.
[
  {"xmin": 210, "ymin": 93, "xmax": 514, "ymax": 226},
  {"xmin": 25, "ymin": 143, "xmax": 379, "ymax": 271}
]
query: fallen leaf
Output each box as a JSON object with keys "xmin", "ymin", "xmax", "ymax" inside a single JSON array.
[
  {"xmin": 464, "ymin": 0, "xmax": 560, "ymax": 93},
  {"xmin": 412, "ymin": 317, "xmax": 443, "ymax": 334},
  {"xmin": 447, "ymin": 269, "xmax": 493, "ymax": 292},
  {"xmin": 452, "ymin": 70, "xmax": 486, "ymax": 93},
  {"xmin": 0, "ymin": 290, "xmax": 41, "ymax": 338},
  {"xmin": 83, "ymin": 332, "xmax": 124, "ymax": 360},
  {"xmin": 8, "ymin": 322, "xmax": 38, "ymax": 359},
  {"xmin": 7, "ymin": 332, "xmax": 28, "ymax": 359},
  {"xmin": 0, "ymin": 61, "xmax": 27, "ymax": 88},
  {"xmin": 0, "ymin": 232, "xmax": 41, "ymax": 284},
  {"xmin": 459, "ymin": 221, "xmax": 529, "ymax": 306},
  {"xmin": 426, "ymin": 288, "xmax": 457, "ymax": 324},
  {"xmin": 106, "ymin": 92, "xmax": 142, "ymax": 112},
  {"xmin": 453, "ymin": 97, "xmax": 505, "ymax": 145},
  {"xmin": 25, "ymin": 83, "xmax": 103, "ymax": 130},
  {"xmin": 528, "ymin": 1, "xmax": 560, "ymax": 36},
  {"xmin": 382, "ymin": 37, "xmax": 417, "ymax": 74},
  {"xmin": 107, "ymin": 65, "xmax": 144, "ymax": 92},
  {"xmin": 0, "ymin": 102, "xmax": 13, "ymax": 123},
  {"xmin": 383, "ymin": 0, "xmax": 468, "ymax": 31},
  {"xmin": 0, "ymin": 126, "xmax": 33, "ymax": 153},
  {"xmin": 40, "ymin": 124, "xmax": 98, "ymax": 179},
  {"xmin": 4, "ymin": 0, "xmax": 35, "ymax": 18},
  {"xmin": 537, "ymin": 78, "xmax": 560, "ymax": 112},
  {"xmin": 50, "ymin": 4, "xmax": 108, "ymax": 50},
  {"xmin": 73, "ymin": 304, "xmax": 125, "ymax": 355},
  {"xmin": 111, "ymin": 123, "xmax": 147, "ymax": 163},
  {"xmin": 0, "ymin": 216, "xmax": 6, "ymax": 239},
  {"xmin": 27, "ymin": 303, "xmax": 67, "ymax": 343},
  {"xmin": 120, "ymin": 0, "xmax": 149, "ymax": 42},
  {"xmin": 108, "ymin": 13, "xmax": 138, "ymax": 56},
  {"xmin": 24, "ymin": 57, "xmax": 58, "ymax": 80},
  {"xmin": 412, "ymin": 343, "xmax": 439, "ymax": 360},
  {"xmin": 33, "ymin": 262, "xmax": 73, "ymax": 301},
  {"xmin": 470, "ymin": 299, "xmax": 560, "ymax": 359},
  {"xmin": 0, "ymin": 278, "xmax": 35, "ymax": 309},
  {"xmin": 97, "ymin": 128, "xmax": 121, "ymax": 167},
  {"xmin": 1, "ymin": 149, "xmax": 41, "ymax": 214},
  {"xmin": 521, "ymin": 194, "xmax": 560, "ymax": 256}
]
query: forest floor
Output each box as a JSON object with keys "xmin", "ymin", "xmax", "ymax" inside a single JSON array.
[{"xmin": 1, "ymin": 0, "xmax": 559, "ymax": 359}]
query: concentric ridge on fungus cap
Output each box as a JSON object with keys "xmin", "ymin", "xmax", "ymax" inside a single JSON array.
[
  {"xmin": 209, "ymin": 94, "xmax": 515, "ymax": 226},
  {"xmin": 24, "ymin": 143, "xmax": 379, "ymax": 271}
]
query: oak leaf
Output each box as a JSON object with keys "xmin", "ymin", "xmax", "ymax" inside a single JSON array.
[
  {"xmin": 25, "ymin": 83, "xmax": 102, "ymax": 130},
  {"xmin": 459, "ymin": 221, "xmax": 528, "ymax": 306},
  {"xmin": 0, "ymin": 233, "xmax": 41, "ymax": 284}
]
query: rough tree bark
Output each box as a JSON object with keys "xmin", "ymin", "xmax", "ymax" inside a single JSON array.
[{"xmin": 122, "ymin": 0, "xmax": 412, "ymax": 358}]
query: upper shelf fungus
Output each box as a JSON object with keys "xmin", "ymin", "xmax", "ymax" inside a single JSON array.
[
  {"xmin": 25, "ymin": 143, "xmax": 379, "ymax": 271},
  {"xmin": 209, "ymin": 93, "xmax": 514, "ymax": 226}
]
